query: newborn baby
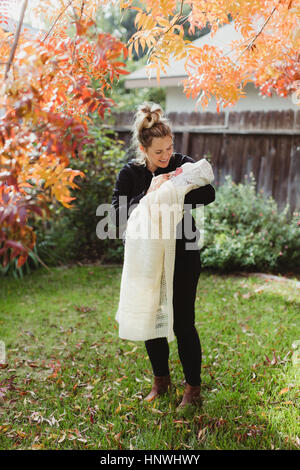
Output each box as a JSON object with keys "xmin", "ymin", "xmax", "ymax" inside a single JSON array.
[
  {"xmin": 148, "ymin": 160, "xmax": 213, "ymax": 193},
  {"xmin": 168, "ymin": 166, "xmax": 183, "ymax": 179},
  {"xmin": 167, "ymin": 162, "xmax": 203, "ymax": 187}
]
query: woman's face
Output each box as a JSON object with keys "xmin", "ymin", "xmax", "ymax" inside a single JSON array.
[{"xmin": 141, "ymin": 135, "xmax": 174, "ymax": 172}]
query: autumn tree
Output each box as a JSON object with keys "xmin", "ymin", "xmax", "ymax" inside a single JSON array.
[
  {"xmin": 119, "ymin": 0, "xmax": 299, "ymax": 110},
  {"xmin": 0, "ymin": 0, "xmax": 129, "ymax": 269},
  {"xmin": 1, "ymin": 0, "xmax": 299, "ymax": 270}
]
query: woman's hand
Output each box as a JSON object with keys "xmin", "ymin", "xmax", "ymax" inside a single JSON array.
[{"xmin": 146, "ymin": 173, "xmax": 171, "ymax": 194}]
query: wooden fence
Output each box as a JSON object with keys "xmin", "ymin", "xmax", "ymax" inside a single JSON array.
[{"xmin": 106, "ymin": 110, "xmax": 300, "ymax": 213}]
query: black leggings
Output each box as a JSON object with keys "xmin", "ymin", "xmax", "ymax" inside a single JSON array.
[{"xmin": 145, "ymin": 250, "xmax": 202, "ymax": 386}]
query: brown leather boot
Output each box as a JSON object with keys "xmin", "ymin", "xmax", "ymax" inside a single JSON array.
[
  {"xmin": 144, "ymin": 375, "xmax": 171, "ymax": 402},
  {"xmin": 176, "ymin": 383, "xmax": 202, "ymax": 411}
]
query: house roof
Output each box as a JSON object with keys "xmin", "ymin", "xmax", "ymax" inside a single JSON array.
[{"xmin": 125, "ymin": 21, "xmax": 243, "ymax": 88}]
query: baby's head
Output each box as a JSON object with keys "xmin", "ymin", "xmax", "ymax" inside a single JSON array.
[{"xmin": 168, "ymin": 167, "xmax": 183, "ymax": 179}]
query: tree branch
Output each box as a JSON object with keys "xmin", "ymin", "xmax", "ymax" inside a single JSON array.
[
  {"xmin": 144, "ymin": 0, "xmax": 186, "ymax": 59},
  {"xmin": 179, "ymin": 0, "xmax": 185, "ymax": 16},
  {"xmin": 80, "ymin": 0, "xmax": 85, "ymax": 19},
  {"xmin": 71, "ymin": 0, "xmax": 86, "ymax": 68},
  {"xmin": 4, "ymin": 0, "xmax": 28, "ymax": 79},
  {"xmin": 235, "ymin": 2, "xmax": 280, "ymax": 63},
  {"xmin": 163, "ymin": 0, "xmax": 185, "ymax": 36},
  {"xmin": 43, "ymin": 0, "xmax": 75, "ymax": 41}
]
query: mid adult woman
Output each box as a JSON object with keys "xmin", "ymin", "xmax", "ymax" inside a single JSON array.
[{"xmin": 111, "ymin": 102, "xmax": 215, "ymax": 411}]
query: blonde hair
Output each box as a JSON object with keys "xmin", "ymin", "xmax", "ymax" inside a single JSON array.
[{"xmin": 130, "ymin": 101, "xmax": 173, "ymax": 166}]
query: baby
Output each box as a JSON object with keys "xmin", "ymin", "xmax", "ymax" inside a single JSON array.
[
  {"xmin": 167, "ymin": 163, "xmax": 198, "ymax": 187},
  {"xmin": 149, "ymin": 160, "xmax": 211, "ymax": 194},
  {"xmin": 167, "ymin": 167, "xmax": 183, "ymax": 179}
]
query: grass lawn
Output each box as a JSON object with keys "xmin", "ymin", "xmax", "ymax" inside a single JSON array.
[{"xmin": 0, "ymin": 264, "xmax": 299, "ymax": 450}]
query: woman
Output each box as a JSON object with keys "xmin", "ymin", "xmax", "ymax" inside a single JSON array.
[{"xmin": 111, "ymin": 102, "xmax": 215, "ymax": 411}]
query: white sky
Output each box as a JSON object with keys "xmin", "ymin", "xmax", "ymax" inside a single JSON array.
[
  {"xmin": 7, "ymin": 0, "xmax": 114, "ymax": 30},
  {"xmin": 7, "ymin": 0, "xmax": 46, "ymax": 29}
]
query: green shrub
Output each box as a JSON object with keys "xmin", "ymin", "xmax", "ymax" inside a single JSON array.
[
  {"xmin": 4, "ymin": 148, "xmax": 299, "ymax": 276},
  {"xmin": 0, "ymin": 245, "xmax": 41, "ymax": 279},
  {"xmin": 200, "ymin": 173, "xmax": 300, "ymax": 273},
  {"xmin": 32, "ymin": 124, "xmax": 126, "ymax": 267}
]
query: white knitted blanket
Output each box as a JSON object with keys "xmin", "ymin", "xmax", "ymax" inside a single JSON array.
[{"xmin": 115, "ymin": 158, "xmax": 214, "ymax": 342}]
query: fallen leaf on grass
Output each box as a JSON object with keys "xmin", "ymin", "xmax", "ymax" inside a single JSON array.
[
  {"xmin": 124, "ymin": 347, "xmax": 137, "ymax": 356},
  {"xmin": 116, "ymin": 404, "xmax": 122, "ymax": 414},
  {"xmin": 28, "ymin": 362, "xmax": 39, "ymax": 368},
  {"xmin": 241, "ymin": 285, "xmax": 266, "ymax": 299},
  {"xmin": 234, "ymin": 424, "xmax": 263, "ymax": 443},
  {"xmin": 181, "ymin": 443, "xmax": 193, "ymax": 449},
  {"xmin": 217, "ymin": 341, "xmax": 229, "ymax": 347},
  {"xmin": 0, "ymin": 376, "xmax": 17, "ymax": 399},
  {"xmin": 150, "ymin": 408, "xmax": 164, "ymax": 414},
  {"xmin": 31, "ymin": 444, "xmax": 44, "ymax": 449},
  {"xmin": 47, "ymin": 360, "xmax": 62, "ymax": 379},
  {"xmin": 29, "ymin": 411, "xmax": 44, "ymax": 424},
  {"xmin": 89, "ymin": 407, "xmax": 97, "ymax": 424},
  {"xmin": 0, "ymin": 425, "xmax": 11, "ymax": 433},
  {"xmin": 197, "ymin": 427, "xmax": 207, "ymax": 443},
  {"xmin": 279, "ymin": 387, "xmax": 290, "ymax": 395},
  {"xmin": 264, "ymin": 350, "xmax": 278, "ymax": 366},
  {"xmin": 207, "ymin": 416, "xmax": 228, "ymax": 431},
  {"xmin": 45, "ymin": 416, "xmax": 60, "ymax": 427},
  {"xmin": 115, "ymin": 376, "xmax": 128, "ymax": 383},
  {"xmin": 74, "ymin": 305, "xmax": 94, "ymax": 313},
  {"xmin": 233, "ymin": 416, "xmax": 243, "ymax": 421}
]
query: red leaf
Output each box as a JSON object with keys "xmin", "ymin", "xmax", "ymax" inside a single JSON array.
[
  {"xmin": 5, "ymin": 240, "xmax": 25, "ymax": 251},
  {"xmin": 18, "ymin": 206, "xmax": 27, "ymax": 224},
  {"xmin": 17, "ymin": 254, "xmax": 28, "ymax": 267},
  {"xmin": 29, "ymin": 205, "xmax": 43, "ymax": 217}
]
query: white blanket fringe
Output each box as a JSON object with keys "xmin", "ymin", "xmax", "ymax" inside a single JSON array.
[{"xmin": 115, "ymin": 158, "xmax": 214, "ymax": 342}]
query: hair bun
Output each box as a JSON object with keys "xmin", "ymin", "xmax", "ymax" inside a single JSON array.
[
  {"xmin": 130, "ymin": 101, "xmax": 172, "ymax": 166},
  {"xmin": 138, "ymin": 102, "xmax": 163, "ymax": 130}
]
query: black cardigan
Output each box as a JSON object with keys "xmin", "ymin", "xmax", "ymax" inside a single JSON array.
[{"xmin": 111, "ymin": 152, "xmax": 215, "ymax": 254}]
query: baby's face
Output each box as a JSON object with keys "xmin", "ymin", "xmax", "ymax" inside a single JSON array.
[{"xmin": 167, "ymin": 167, "xmax": 183, "ymax": 179}]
